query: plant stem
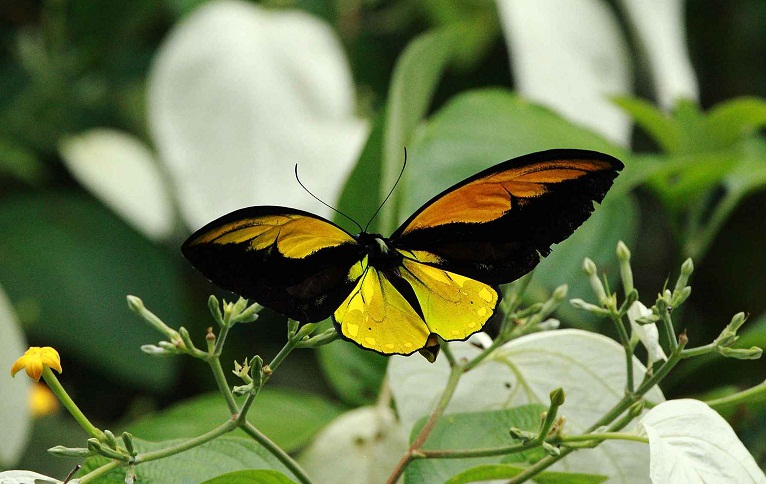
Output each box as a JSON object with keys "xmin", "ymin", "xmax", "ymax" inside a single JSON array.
[
  {"xmin": 418, "ymin": 441, "xmax": 536, "ymax": 459},
  {"xmin": 42, "ymin": 367, "xmax": 106, "ymax": 442},
  {"xmin": 680, "ymin": 343, "xmax": 715, "ymax": 358},
  {"xmin": 463, "ymin": 335, "xmax": 506, "ymax": 372},
  {"xmin": 208, "ymin": 355, "xmax": 239, "ymax": 415},
  {"xmin": 505, "ymin": 447, "xmax": 575, "ymax": 484},
  {"xmin": 236, "ymin": 334, "xmax": 301, "ymax": 422},
  {"xmin": 76, "ymin": 460, "xmax": 122, "ymax": 484},
  {"xmin": 240, "ymin": 421, "xmax": 314, "ymax": 484},
  {"xmin": 387, "ymin": 360, "xmax": 464, "ymax": 484},
  {"xmin": 706, "ymin": 379, "xmax": 766, "ymax": 410},
  {"xmin": 135, "ymin": 420, "xmax": 236, "ymax": 463},
  {"xmin": 610, "ymin": 312, "xmax": 634, "ymax": 393},
  {"xmin": 559, "ymin": 432, "xmax": 649, "ymax": 445}
]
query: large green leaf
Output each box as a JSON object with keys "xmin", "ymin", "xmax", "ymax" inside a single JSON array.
[
  {"xmin": 200, "ymin": 469, "xmax": 296, "ymax": 484},
  {"xmin": 0, "ymin": 192, "xmax": 180, "ymax": 391},
  {"xmin": 405, "ymin": 405, "xmax": 546, "ymax": 484},
  {"xmin": 79, "ymin": 436, "xmax": 297, "ymax": 483},
  {"xmin": 443, "ymin": 464, "xmax": 608, "ymax": 484},
  {"xmin": 127, "ymin": 389, "xmax": 343, "ymax": 453}
]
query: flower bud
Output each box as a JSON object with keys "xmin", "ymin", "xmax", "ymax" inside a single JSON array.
[{"xmin": 208, "ymin": 295, "xmax": 223, "ymax": 325}]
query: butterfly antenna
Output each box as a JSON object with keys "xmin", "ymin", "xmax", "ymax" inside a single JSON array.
[
  {"xmin": 364, "ymin": 147, "xmax": 408, "ymax": 232},
  {"xmin": 294, "ymin": 164, "xmax": 363, "ymax": 232}
]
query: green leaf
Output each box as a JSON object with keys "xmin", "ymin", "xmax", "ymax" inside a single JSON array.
[
  {"xmin": 643, "ymin": 151, "xmax": 739, "ymax": 214},
  {"xmin": 200, "ymin": 469, "xmax": 296, "ymax": 484},
  {"xmin": 705, "ymin": 97, "xmax": 766, "ymax": 147},
  {"xmin": 406, "ymin": 88, "xmax": 637, "ymax": 326},
  {"xmin": 443, "ymin": 464, "xmax": 608, "ymax": 484},
  {"xmin": 0, "ymin": 192, "xmax": 180, "ymax": 391},
  {"xmin": 613, "ymin": 96, "xmax": 679, "ymax": 153},
  {"xmin": 79, "ymin": 436, "xmax": 297, "ymax": 483},
  {"xmin": 317, "ymin": 336, "xmax": 388, "ymax": 406},
  {"xmin": 127, "ymin": 389, "xmax": 343, "ymax": 452},
  {"xmin": 405, "ymin": 405, "xmax": 546, "ymax": 484}
]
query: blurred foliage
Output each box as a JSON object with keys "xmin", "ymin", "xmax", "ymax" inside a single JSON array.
[{"xmin": 2, "ymin": 0, "xmax": 766, "ymax": 479}]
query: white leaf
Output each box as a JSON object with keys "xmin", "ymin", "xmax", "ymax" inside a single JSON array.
[
  {"xmin": 617, "ymin": 0, "xmax": 699, "ymax": 109},
  {"xmin": 148, "ymin": 0, "xmax": 368, "ymax": 230},
  {"xmin": 389, "ymin": 329, "xmax": 665, "ymax": 483},
  {"xmin": 59, "ymin": 128, "xmax": 175, "ymax": 241},
  {"xmin": 496, "ymin": 0, "xmax": 632, "ymax": 145},
  {"xmin": 0, "ymin": 285, "xmax": 31, "ymax": 466},
  {"xmin": 298, "ymin": 406, "xmax": 408, "ymax": 484},
  {"xmin": 641, "ymin": 399, "xmax": 766, "ymax": 484},
  {"xmin": 0, "ymin": 470, "xmax": 63, "ymax": 484},
  {"xmin": 628, "ymin": 301, "xmax": 667, "ymax": 365}
]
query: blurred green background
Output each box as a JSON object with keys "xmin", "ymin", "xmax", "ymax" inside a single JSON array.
[{"xmin": 2, "ymin": 0, "xmax": 766, "ymax": 479}]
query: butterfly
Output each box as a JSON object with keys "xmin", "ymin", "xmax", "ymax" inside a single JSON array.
[{"xmin": 182, "ymin": 149, "xmax": 623, "ymax": 360}]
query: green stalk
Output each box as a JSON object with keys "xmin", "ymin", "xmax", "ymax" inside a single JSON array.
[
  {"xmin": 240, "ymin": 422, "xmax": 314, "ymax": 484},
  {"xmin": 76, "ymin": 460, "xmax": 121, "ymax": 484},
  {"xmin": 706, "ymin": 380, "xmax": 766, "ymax": 410},
  {"xmin": 207, "ymin": 355, "xmax": 239, "ymax": 415},
  {"xmin": 418, "ymin": 441, "xmax": 536, "ymax": 459},
  {"xmin": 387, "ymin": 361, "xmax": 464, "ymax": 484},
  {"xmin": 560, "ymin": 432, "xmax": 649, "ymax": 445},
  {"xmin": 610, "ymin": 313, "xmax": 635, "ymax": 393},
  {"xmin": 42, "ymin": 367, "xmax": 105, "ymax": 442},
  {"xmin": 135, "ymin": 421, "xmax": 236, "ymax": 463}
]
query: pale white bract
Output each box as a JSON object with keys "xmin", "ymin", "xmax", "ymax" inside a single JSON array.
[
  {"xmin": 298, "ymin": 406, "xmax": 408, "ymax": 484},
  {"xmin": 496, "ymin": 0, "xmax": 632, "ymax": 144},
  {"xmin": 0, "ymin": 285, "xmax": 31, "ymax": 467},
  {"xmin": 641, "ymin": 399, "xmax": 766, "ymax": 483},
  {"xmin": 618, "ymin": 0, "xmax": 699, "ymax": 109},
  {"xmin": 496, "ymin": 0, "xmax": 699, "ymax": 145},
  {"xmin": 148, "ymin": 0, "xmax": 368, "ymax": 230},
  {"xmin": 388, "ymin": 329, "xmax": 665, "ymax": 483},
  {"xmin": 628, "ymin": 300, "xmax": 668, "ymax": 365},
  {"xmin": 59, "ymin": 128, "xmax": 175, "ymax": 241},
  {"xmin": 0, "ymin": 470, "xmax": 64, "ymax": 484}
]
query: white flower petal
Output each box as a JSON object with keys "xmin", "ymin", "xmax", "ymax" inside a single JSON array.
[
  {"xmin": 641, "ymin": 399, "xmax": 765, "ymax": 483},
  {"xmin": 0, "ymin": 470, "xmax": 61, "ymax": 484},
  {"xmin": 59, "ymin": 129, "xmax": 175, "ymax": 241},
  {"xmin": 298, "ymin": 406, "xmax": 408, "ymax": 484},
  {"xmin": 0, "ymin": 285, "xmax": 31, "ymax": 466},
  {"xmin": 148, "ymin": 0, "xmax": 368, "ymax": 229},
  {"xmin": 389, "ymin": 330, "xmax": 664, "ymax": 483},
  {"xmin": 496, "ymin": 0, "xmax": 632, "ymax": 145},
  {"xmin": 628, "ymin": 301, "xmax": 667, "ymax": 364},
  {"xmin": 618, "ymin": 0, "xmax": 699, "ymax": 109}
]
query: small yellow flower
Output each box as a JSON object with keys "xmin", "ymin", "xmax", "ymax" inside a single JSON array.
[{"xmin": 11, "ymin": 346, "xmax": 62, "ymax": 382}]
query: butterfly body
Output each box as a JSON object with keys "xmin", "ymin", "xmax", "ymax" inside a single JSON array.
[{"xmin": 183, "ymin": 149, "xmax": 623, "ymax": 358}]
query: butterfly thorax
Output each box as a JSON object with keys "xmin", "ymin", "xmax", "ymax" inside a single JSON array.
[{"xmin": 354, "ymin": 232, "xmax": 401, "ymax": 270}]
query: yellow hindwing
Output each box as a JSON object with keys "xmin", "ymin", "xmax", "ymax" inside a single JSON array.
[
  {"xmin": 334, "ymin": 262, "xmax": 430, "ymax": 355},
  {"xmin": 399, "ymin": 253, "xmax": 498, "ymax": 341}
]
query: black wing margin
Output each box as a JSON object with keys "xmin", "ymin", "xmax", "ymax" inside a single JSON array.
[{"xmin": 182, "ymin": 206, "xmax": 366, "ymax": 322}]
